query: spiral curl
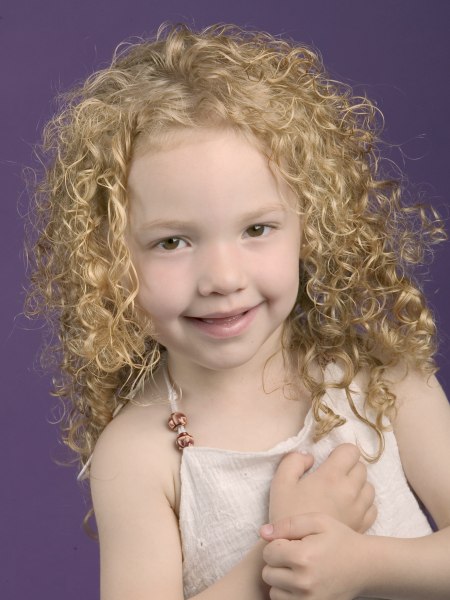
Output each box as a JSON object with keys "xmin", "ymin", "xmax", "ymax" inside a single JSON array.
[{"xmin": 25, "ymin": 23, "xmax": 445, "ymax": 477}]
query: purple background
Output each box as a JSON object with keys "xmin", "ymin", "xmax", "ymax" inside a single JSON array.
[{"xmin": 1, "ymin": 1, "xmax": 449, "ymax": 598}]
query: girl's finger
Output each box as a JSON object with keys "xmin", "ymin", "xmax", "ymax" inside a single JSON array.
[
  {"xmin": 347, "ymin": 459, "xmax": 368, "ymax": 491},
  {"xmin": 261, "ymin": 512, "xmax": 327, "ymax": 543},
  {"xmin": 263, "ymin": 539, "xmax": 299, "ymax": 568},
  {"xmin": 272, "ymin": 451, "xmax": 314, "ymax": 486},
  {"xmin": 262, "ymin": 564, "xmax": 293, "ymax": 590},
  {"xmin": 352, "ymin": 480, "xmax": 376, "ymax": 515},
  {"xmin": 360, "ymin": 503, "xmax": 378, "ymax": 533},
  {"xmin": 323, "ymin": 443, "xmax": 361, "ymax": 474},
  {"xmin": 352, "ymin": 481, "xmax": 376, "ymax": 532},
  {"xmin": 268, "ymin": 586, "xmax": 292, "ymax": 600},
  {"xmin": 360, "ymin": 480, "xmax": 376, "ymax": 507}
]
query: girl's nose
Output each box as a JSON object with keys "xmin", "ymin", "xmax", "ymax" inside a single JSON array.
[{"xmin": 197, "ymin": 244, "xmax": 247, "ymax": 296}]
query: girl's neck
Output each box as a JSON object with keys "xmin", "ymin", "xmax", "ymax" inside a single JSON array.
[
  {"xmin": 165, "ymin": 347, "xmax": 297, "ymax": 409},
  {"xmin": 159, "ymin": 346, "xmax": 311, "ymax": 453}
]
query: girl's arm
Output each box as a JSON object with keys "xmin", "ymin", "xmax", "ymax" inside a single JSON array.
[
  {"xmin": 362, "ymin": 366, "xmax": 450, "ymax": 598},
  {"xmin": 365, "ymin": 366, "xmax": 450, "ymax": 598},
  {"xmin": 261, "ymin": 367, "xmax": 450, "ymax": 599},
  {"xmin": 90, "ymin": 416, "xmax": 185, "ymax": 600},
  {"xmin": 90, "ymin": 410, "xmax": 270, "ymax": 600}
]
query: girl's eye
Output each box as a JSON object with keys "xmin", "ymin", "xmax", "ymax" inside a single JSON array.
[
  {"xmin": 157, "ymin": 237, "xmax": 187, "ymax": 251},
  {"xmin": 246, "ymin": 224, "xmax": 270, "ymax": 238}
]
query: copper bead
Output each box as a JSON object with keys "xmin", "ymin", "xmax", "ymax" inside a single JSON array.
[{"xmin": 168, "ymin": 411, "xmax": 188, "ymax": 430}]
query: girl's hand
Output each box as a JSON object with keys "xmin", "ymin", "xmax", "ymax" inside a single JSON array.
[
  {"xmin": 269, "ymin": 444, "xmax": 376, "ymax": 533},
  {"xmin": 260, "ymin": 513, "xmax": 368, "ymax": 600}
]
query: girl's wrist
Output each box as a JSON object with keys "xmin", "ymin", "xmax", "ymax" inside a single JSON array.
[
  {"xmin": 350, "ymin": 533, "xmax": 386, "ymax": 598},
  {"xmin": 354, "ymin": 534, "xmax": 415, "ymax": 599}
]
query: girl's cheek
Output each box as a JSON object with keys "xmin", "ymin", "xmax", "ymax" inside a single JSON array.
[
  {"xmin": 266, "ymin": 247, "xmax": 299, "ymax": 283},
  {"xmin": 137, "ymin": 280, "xmax": 187, "ymax": 319}
]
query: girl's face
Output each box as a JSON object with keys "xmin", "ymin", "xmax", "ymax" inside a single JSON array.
[{"xmin": 126, "ymin": 127, "xmax": 301, "ymax": 373}]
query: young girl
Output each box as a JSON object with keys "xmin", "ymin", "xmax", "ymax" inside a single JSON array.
[{"xmin": 26, "ymin": 23, "xmax": 450, "ymax": 600}]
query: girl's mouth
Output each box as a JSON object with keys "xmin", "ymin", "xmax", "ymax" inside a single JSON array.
[
  {"xmin": 186, "ymin": 306, "xmax": 259, "ymax": 339},
  {"xmin": 198, "ymin": 311, "xmax": 249, "ymax": 325}
]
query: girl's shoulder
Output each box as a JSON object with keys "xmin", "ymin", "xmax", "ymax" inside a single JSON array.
[
  {"xmin": 378, "ymin": 362, "xmax": 450, "ymax": 529},
  {"xmin": 90, "ymin": 383, "xmax": 182, "ymax": 514}
]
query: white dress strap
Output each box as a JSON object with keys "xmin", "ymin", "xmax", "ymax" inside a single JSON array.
[
  {"xmin": 163, "ymin": 362, "xmax": 194, "ymax": 450},
  {"xmin": 162, "ymin": 363, "xmax": 181, "ymax": 411}
]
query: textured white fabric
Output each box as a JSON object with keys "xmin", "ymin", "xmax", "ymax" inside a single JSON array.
[{"xmin": 177, "ymin": 362, "xmax": 433, "ymax": 599}]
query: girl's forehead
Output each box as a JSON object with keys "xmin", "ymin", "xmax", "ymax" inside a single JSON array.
[
  {"xmin": 128, "ymin": 129, "xmax": 297, "ymax": 223},
  {"xmin": 128, "ymin": 126, "xmax": 296, "ymax": 209},
  {"xmin": 131, "ymin": 124, "xmax": 265, "ymax": 162}
]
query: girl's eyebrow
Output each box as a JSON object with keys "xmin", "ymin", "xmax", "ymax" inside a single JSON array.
[
  {"xmin": 138, "ymin": 218, "xmax": 196, "ymax": 232},
  {"xmin": 238, "ymin": 203, "xmax": 289, "ymax": 222},
  {"xmin": 138, "ymin": 203, "xmax": 288, "ymax": 232}
]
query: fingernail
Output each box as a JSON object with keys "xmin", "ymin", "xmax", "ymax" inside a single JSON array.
[
  {"xmin": 299, "ymin": 450, "xmax": 309, "ymax": 455},
  {"xmin": 260, "ymin": 524, "xmax": 274, "ymax": 536}
]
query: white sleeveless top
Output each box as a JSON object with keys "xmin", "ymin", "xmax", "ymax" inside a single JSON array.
[{"xmin": 171, "ymin": 362, "xmax": 432, "ymax": 600}]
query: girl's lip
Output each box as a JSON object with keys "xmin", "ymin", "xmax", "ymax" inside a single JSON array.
[
  {"xmin": 191, "ymin": 306, "xmax": 254, "ymax": 319},
  {"xmin": 185, "ymin": 305, "xmax": 260, "ymax": 339}
]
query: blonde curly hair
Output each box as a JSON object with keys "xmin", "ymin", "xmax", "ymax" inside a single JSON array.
[{"xmin": 26, "ymin": 22, "xmax": 445, "ymax": 478}]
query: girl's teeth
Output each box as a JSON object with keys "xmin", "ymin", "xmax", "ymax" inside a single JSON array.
[{"xmin": 200, "ymin": 314, "xmax": 242, "ymax": 324}]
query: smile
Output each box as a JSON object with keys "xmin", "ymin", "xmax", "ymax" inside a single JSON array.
[
  {"xmin": 185, "ymin": 305, "xmax": 260, "ymax": 339},
  {"xmin": 199, "ymin": 313, "xmax": 246, "ymax": 325}
]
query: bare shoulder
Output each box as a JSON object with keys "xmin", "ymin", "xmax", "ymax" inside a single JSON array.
[
  {"xmin": 381, "ymin": 363, "xmax": 450, "ymax": 529},
  {"xmin": 91, "ymin": 391, "xmax": 181, "ymax": 499},
  {"xmin": 90, "ymin": 389, "xmax": 184, "ymax": 599},
  {"xmin": 380, "ymin": 361, "xmax": 450, "ymax": 421},
  {"xmin": 352, "ymin": 361, "xmax": 448, "ymax": 416}
]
